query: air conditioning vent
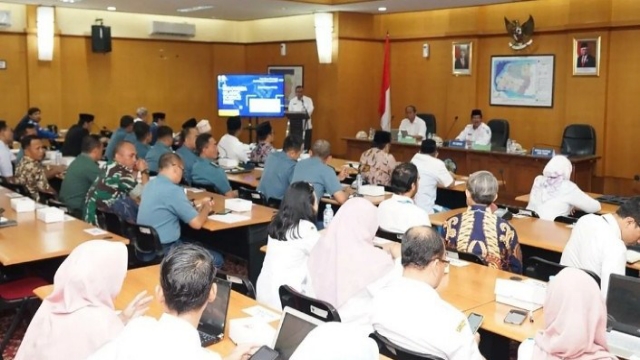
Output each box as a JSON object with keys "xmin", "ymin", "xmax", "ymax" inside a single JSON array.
[{"xmin": 150, "ymin": 21, "xmax": 196, "ymax": 37}]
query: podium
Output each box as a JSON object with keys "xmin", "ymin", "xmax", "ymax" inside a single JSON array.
[{"xmin": 285, "ymin": 111, "xmax": 310, "ymax": 149}]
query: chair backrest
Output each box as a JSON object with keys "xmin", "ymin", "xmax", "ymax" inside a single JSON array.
[
  {"xmin": 561, "ymin": 124, "xmax": 596, "ymax": 156},
  {"xmin": 238, "ymin": 186, "xmax": 267, "ymax": 206},
  {"xmin": 496, "ymin": 204, "xmax": 539, "ymax": 218},
  {"xmin": 266, "ymin": 197, "xmax": 281, "ymax": 210},
  {"xmin": 37, "ymin": 190, "xmax": 69, "ymax": 212},
  {"xmin": 456, "ymin": 251, "xmax": 487, "ymax": 266},
  {"xmin": 369, "ymin": 332, "xmax": 445, "ymax": 360},
  {"xmin": 95, "ymin": 208, "xmax": 126, "ymax": 236},
  {"xmin": 3, "ymin": 182, "xmax": 30, "ymax": 197},
  {"xmin": 128, "ymin": 222, "xmax": 164, "ymax": 263},
  {"xmin": 553, "ymin": 215, "xmax": 578, "ymax": 225},
  {"xmin": 525, "ymin": 256, "xmax": 601, "ymax": 287},
  {"xmin": 278, "ymin": 285, "xmax": 341, "ymax": 322},
  {"xmin": 487, "ymin": 119, "xmax": 510, "ymax": 148},
  {"xmin": 216, "ymin": 270, "xmax": 256, "ymax": 299},
  {"xmin": 376, "ymin": 228, "xmax": 403, "ymax": 243},
  {"xmin": 417, "ymin": 113, "xmax": 437, "ymax": 136}
]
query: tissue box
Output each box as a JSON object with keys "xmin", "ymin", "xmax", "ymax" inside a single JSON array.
[
  {"xmin": 36, "ymin": 207, "xmax": 65, "ymax": 223},
  {"xmin": 494, "ymin": 278, "xmax": 546, "ymax": 311},
  {"xmin": 219, "ymin": 158, "xmax": 239, "ymax": 169},
  {"xmin": 229, "ymin": 317, "xmax": 276, "ymax": 347},
  {"xmin": 225, "ymin": 198, "xmax": 253, "ymax": 212},
  {"xmin": 359, "ymin": 185, "xmax": 385, "ymax": 197},
  {"xmin": 10, "ymin": 197, "xmax": 36, "ymax": 212}
]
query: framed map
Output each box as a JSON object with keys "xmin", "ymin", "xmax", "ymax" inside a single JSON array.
[{"xmin": 490, "ymin": 55, "xmax": 555, "ymax": 108}]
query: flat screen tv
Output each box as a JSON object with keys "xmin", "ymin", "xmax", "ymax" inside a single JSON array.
[{"xmin": 217, "ymin": 74, "xmax": 285, "ymax": 117}]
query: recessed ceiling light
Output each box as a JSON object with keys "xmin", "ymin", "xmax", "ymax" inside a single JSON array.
[
  {"xmin": 378, "ymin": 7, "xmax": 387, "ymax": 11},
  {"xmin": 106, "ymin": 6, "xmax": 116, "ymax": 11},
  {"xmin": 177, "ymin": 5, "xmax": 214, "ymax": 13},
  {"xmin": 60, "ymin": 0, "xmax": 81, "ymax": 3}
]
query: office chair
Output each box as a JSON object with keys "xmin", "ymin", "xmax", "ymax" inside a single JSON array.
[
  {"xmin": 37, "ymin": 190, "xmax": 68, "ymax": 212},
  {"xmin": 561, "ymin": 124, "xmax": 596, "ymax": 156},
  {"xmin": 525, "ymin": 256, "xmax": 601, "ymax": 287},
  {"xmin": 278, "ymin": 285, "xmax": 341, "ymax": 322},
  {"xmin": 456, "ymin": 251, "xmax": 487, "ymax": 266},
  {"xmin": 2, "ymin": 182, "xmax": 30, "ymax": 197},
  {"xmin": 216, "ymin": 270, "xmax": 256, "ymax": 299},
  {"xmin": 126, "ymin": 222, "xmax": 164, "ymax": 266},
  {"xmin": 95, "ymin": 208, "xmax": 126, "ymax": 237},
  {"xmin": 238, "ymin": 187, "xmax": 267, "ymax": 206},
  {"xmin": 376, "ymin": 228, "xmax": 403, "ymax": 242},
  {"xmin": 417, "ymin": 113, "xmax": 437, "ymax": 136},
  {"xmin": 369, "ymin": 332, "xmax": 446, "ymax": 360},
  {"xmin": 487, "ymin": 119, "xmax": 510, "ymax": 148},
  {"xmin": 266, "ymin": 197, "xmax": 281, "ymax": 210},
  {"xmin": 553, "ymin": 215, "xmax": 578, "ymax": 225}
]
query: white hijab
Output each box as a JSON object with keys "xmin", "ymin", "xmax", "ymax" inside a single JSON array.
[
  {"xmin": 290, "ymin": 322, "xmax": 379, "ymax": 360},
  {"xmin": 532, "ymin": 155, "xmax": 573, "ymax": 202}
]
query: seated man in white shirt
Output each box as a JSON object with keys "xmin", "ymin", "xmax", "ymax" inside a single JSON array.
[
  {"xmin": 411, "ymin": 139, "xmax": 455, "ymax": 213},
  {"xmin": 0, "ymin": 121, "xmax": 15, "ymax": 179},
  {"xmin": 455, "ymin": 109, "xmax": 492, "ymax": 146},
  {"xmin": 89, "ymin": 243, "xmax": 256, "ymax": 360},
  {"xmin": 372, "ymin": 226, "xmax": 485, "ymax": 360},
  {"xmin": 378, "ymin": 163, "xmax": 431, "ymax": 233},
  {"xmin": 561, "ymin": 197, "xmax": 640, "ymax": 297},
  {"xmin": 218, "ymin": 116, "xmax": 250, "ymax": 163},
  {"xmin": 399, "ymin": 106, "xmax": 427, "ymax": 141}
]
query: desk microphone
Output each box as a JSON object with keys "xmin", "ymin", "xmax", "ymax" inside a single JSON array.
[{"xmin": 444, "ymin": 116, "xmax": 459, "ymax": 141}]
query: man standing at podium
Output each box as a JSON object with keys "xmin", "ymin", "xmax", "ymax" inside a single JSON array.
[{"xmin": 288, "ymin": 86, "xmax": 314, "ymax": 151}]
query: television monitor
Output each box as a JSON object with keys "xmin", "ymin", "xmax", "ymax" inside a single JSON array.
[{"xmin": 217, "ymin": 74, "xmax": 285, "ymax": 117}]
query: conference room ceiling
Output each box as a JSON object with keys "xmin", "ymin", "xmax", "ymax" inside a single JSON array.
[{"xmin": 3, "ymin": 0, "xmax": 517, "ymax": 20}]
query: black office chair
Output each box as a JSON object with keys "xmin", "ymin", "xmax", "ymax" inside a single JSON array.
[
  {"xmin": 450, "ymin": 250, "xmax": 487, "ymax": 266},
  {"xmin": 495, "ymin": 204, "xmax": 539, "ymax": 218},
  {"xmin": 126, "ymin": 222, "xmax": 164, "ymax": 265},
  {"xmin": 376, "ymin": 228, "xmax": 403, "ymax": 243},
  {"xmin": 266, "ymin": 197, "xmax": 281, "ymax": 210},
  {"xmin": 3, "ymin": 182, "xmax": 30, "ymax": 197},
  {"xmin": 369, "ymin": 332, "xmax": 446, "ymax": 360},
  {"xmin": 95, "ymin": 208, "xmax": 126, "ymax": 237},
  {"xmin": 36, "ymin": 190, "xmax": 68, "ymax": 212},
  {"xmin": 561, "ymin": 124, "xmax": 596, "ymax": 156},
  {"xmin": 553, "ymin": 215, "xmax": 578, "ymax": 225},
  {"xmin": 238, "ymin": 186, "xmax": 267, "ymax": 206},
  {"xmin": 487, "ymin": 119, "xmax": 510, "ymax": 148},
  {"xmin": 417, "ymin": 113, "xmax": 437, "ymax": 136},
  {"xmin": 216, "ymin": 270, "xmax": 256, "ymax": 299},
  {"xmin": 279, "ymin": 285, "xmax": 341, "ymax": 322},
  {"xmin": 525, "ymin": 256, "xmax": 601, "ymax": 287}
]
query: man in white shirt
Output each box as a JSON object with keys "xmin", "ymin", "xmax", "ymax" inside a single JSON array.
[
  {"xmin": 89, "ymin": 243, "xmax": 256, "ymax": 360},
  {"xmin": 561, "ymin": 197, "xmax": 640, "ymax": 297},
  {"xmin": 411, "ymin": 139, "xmax": 455, "ymax": 213},
  {"xmin": 288, "ymin": 86, "xmax": 315, "ymax": 151},
  {"xmin": 372, "ymin": 226, "xmax": 485, "ymax": 360},
  {"xmin": 378, "ymin": 163, "xmax": 431, "ymax": 233},
  {"xmin": 455, "ymin": 109, "xmax": 492, "ymax": 146},
  {"xmin": 134, "ymin": 107, "xmax": 148, "ymax": 123},
  {"xmin": 218, "ymin": 116, "xmax": 250, "ymax": 163},
  {"xmin": 0, "ymin": 121, "xmax": 15, "ymax": 178},
  {"xmin": 399, "ymin": 106, "xmax": 427, "ymax": 141}
]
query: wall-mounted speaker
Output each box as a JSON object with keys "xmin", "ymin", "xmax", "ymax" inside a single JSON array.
[{"xmin": 91, "ymin": 25, "xmax": 112, "ymax": 53}]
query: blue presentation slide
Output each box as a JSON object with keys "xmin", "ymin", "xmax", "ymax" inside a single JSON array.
[{"xmin": 217, "ymin": 75, "xmax": 285, "ymax": 117}]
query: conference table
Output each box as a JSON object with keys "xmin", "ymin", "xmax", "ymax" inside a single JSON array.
[
  {"xmin": 0, "ymin": 187, "xmax": 128, "ymax": 266},
  {"xmin": 515, "ymin": 192, "xmax": 619, "ymax": 214},
  {"xmin": 32, "ymin": 265, "xmax": 393, "ymax": 360},
  {"xmin": 342, "ymin": 137, "xmax": 599, "ymax": 204}
]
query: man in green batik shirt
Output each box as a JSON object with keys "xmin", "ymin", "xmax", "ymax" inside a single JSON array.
[
  {"xmin": 83, "ymin": 141, "xmax": 149, "ymax": 225},
  {"xmin": 59, "ymin": 135, "xmax": 104, "ymax": 218}
]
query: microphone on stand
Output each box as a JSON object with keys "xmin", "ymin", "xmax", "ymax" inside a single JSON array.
[{"xmin": 444, "ymin": 116, "xmax": 460, "ymax": 143}]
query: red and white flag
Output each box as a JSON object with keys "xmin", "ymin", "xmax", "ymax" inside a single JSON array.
[{"xmin": 378, "ymin": 33, "xmax": 391, "ymax": 131}]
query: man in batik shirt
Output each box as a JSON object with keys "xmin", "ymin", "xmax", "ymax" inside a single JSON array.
[
  {"xmin": 15, "ymin": 135, "xmax": 64, "ymax": 201},
  {"xmin": 359, "ymin": 130, "xmax": 397, "ymax": 186},
  {"xmin": 84, "ymin": 141, "xmax": 149, "ymax": 225},
  {"xmin": 442, "ymin": 170, "xmax": 523, "ymax": 274}
]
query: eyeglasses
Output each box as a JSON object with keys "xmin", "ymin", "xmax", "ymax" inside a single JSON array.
[{"xmin": 172, "ymin": 163, "xmax": 184, "ymax": 171}]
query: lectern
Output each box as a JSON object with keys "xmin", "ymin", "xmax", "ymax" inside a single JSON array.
[{"xmin": 285, "ymin": 111, "xmax": 309, "ymax": 149}]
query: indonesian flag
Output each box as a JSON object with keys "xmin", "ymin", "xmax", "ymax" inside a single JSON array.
[{"xmin": 378, "ymin": 33, "xmax": 391, "ymax": 131}]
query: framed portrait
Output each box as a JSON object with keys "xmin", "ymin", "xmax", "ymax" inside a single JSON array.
[
  {"xmin": 573, "ymin": 37, "xmax": 600, "ymax": 76},
  {"xmin": 267, "ymin": 65, "xmax": 304, "ymax": 101},
  {"xmin": 490, "ymin": 55, "xmax": 555, "ymax": 108},
  {"xmin": 452, "ymin": 42, "xmax": 472, "ymax": 75}
]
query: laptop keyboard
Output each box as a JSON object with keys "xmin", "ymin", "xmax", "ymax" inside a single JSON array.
[
  {"xmin": 596, "ymin": 195, "xmax": 629, "ymax": 206},
  {"xmin": 199, "ymin": 331, "xmax": 222, "ymax": 346},
  {"xmin": 606, "ymin": 331, "xmax": 640, "ymax": 358}
]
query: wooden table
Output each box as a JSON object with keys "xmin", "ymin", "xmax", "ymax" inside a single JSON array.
[
  {"xmin": 0, "ymin": 187, "xmax": 128, "ymax": 266},
  {"xmin": 33, "ymin": 265, "xmax": 392, "ymax": 360},
  {"xmin": 227, "ymin": 169, "xmax": 262, "ymax": 189},
  {"xmin": 515, "ymin": 192, "xmax": 618, "ymax": 214},
  {"xmin": 467, "ymin": 302, "xmax": 543, "ymax": 343},
  {"xmin": 343, "ymin": 137, "xmax": 598, "ymax": 205},
  {"xmin": 321, "ymin": 185, "xmax": 392, "ymax": 206}
]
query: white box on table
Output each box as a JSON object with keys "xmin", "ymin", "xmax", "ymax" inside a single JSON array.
[
  {"xmin": 36, "ymin": 207, "xmax": 65, "ymax": 223},
  {"xmin": 10, "ymin": 197, "xmax": 36, "ymax": 212}
]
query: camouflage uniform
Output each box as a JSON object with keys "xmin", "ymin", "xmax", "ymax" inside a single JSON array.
[
  {"xmin": 84, "ymin": 162, "xmax": 138, "ymax": 225},
  {"xmin": 15, "ymin": 156, "xmax": 51, "ymax": 201}
]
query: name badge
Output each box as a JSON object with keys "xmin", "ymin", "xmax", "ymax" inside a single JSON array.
[
  {"xmin": 531, "ymin": 147, "xmax": 555, "ymax": 158},
  {"xmin": 448, "ymin": 140, "xmax": 466, "ymax": 148}
]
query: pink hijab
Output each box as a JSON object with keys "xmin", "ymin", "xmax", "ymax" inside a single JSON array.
[
  {"xmin": 533, "ymin": 268, "xmax": 616, "ymax": 360},
  {"xmin": 15, "ymin": 240, "xmax": 128, "ymax": 360},
  {"xmin": 308, "ymin": 198, "xmax": 394, "ymax": 308}
]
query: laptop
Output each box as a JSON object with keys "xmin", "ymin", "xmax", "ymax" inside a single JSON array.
[
  {"xmin": 271, "ymin": 307, "xmax": 325, "ymax": 359},
  {"xmin": 197, "ymin": 277, "xmax": 232, "ymax": 347},
  {"xmin": 605, "ymin": 274, "xmax": 640, "ymax": 358}
]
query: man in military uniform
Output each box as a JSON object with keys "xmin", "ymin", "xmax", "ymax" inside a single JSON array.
[
  {"xmin": 124, "ymin": 121, "xmax": 152, "ymax": 160},
  {"xmin": 15, "ymin": 135, "xmax": 64, "ymax": 201},
  {"xmin": 175, "ymin": 126, "xmax": 199, "ymax": 183},
  {"xmin": 150, "ymin": 112, "xmax": 166, "ymax": 146},
  {"xmin": 83, "ymin": 141, "xmax": 149, "ymax": 225},
  {"xmin": 60, "ymin": 135, "xmax": 103, "ymax": 218},
  {"xmin": 190, "ymin": 133, "xmax": 237, "ymax": 198},
  {"xmin": 62, "ymin": 113, "xmax": 94, "ymax": 157},
  {"xmin": 145, "ymin": 125, "xmax": 174, "ymax": 173}
]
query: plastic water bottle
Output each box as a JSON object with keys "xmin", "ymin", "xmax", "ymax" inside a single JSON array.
[
  {"xmin": 323, "ymin": 204, "xmax": 334, "ymax": 228},
  {"xmin": 506, "ymin": 139, "xmax": 513, "ymax": 153},
  {"xmin": 355, "ymin": 174, "xmax": 362, "ymax": 193}
]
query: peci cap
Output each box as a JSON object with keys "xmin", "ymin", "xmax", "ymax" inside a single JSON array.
[
  {"xmin": 182, "ymin": 118, "xmax": 197, "ymax": 129},
  {"xmin": 79, "ymin": 113, "xmax": 95, "ymax": 122},
  {"xmin": 152, "ymin": 112, "xmax": 166, "ymax": 122},
  {"xmin": 373, "ymin": 130, "xmax": 391, "ymax": 144},
  {"xmin": 470, "ymin": 109, "xmax": 483, "ymax": 118}
]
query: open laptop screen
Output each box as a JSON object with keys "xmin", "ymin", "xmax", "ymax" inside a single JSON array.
[
  {"xmin": 606, "ymin": 274, "xmax": 640, "ymax": 336},
  {"xmin": 198, "ymin": 278, "xmax": 232, "ymax": 335},
  {"xmin": 273, "ymin": 307, "xmax": 324, "ymax": 360}
]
